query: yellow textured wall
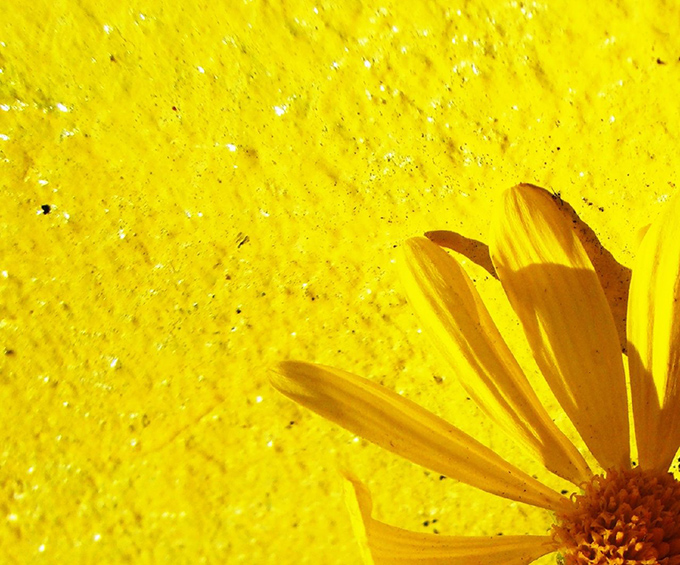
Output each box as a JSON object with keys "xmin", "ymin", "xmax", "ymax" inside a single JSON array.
[{"xmin": 1, "ymin": 0, "xmax": 678, "ymax": 563}]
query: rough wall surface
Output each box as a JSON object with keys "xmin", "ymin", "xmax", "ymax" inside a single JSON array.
[{"xmin": 1, "ymin": 0, "xmax": 678, "ymax": 563}]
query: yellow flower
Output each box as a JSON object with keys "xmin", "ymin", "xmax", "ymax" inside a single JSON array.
[{"xmin": 271, "ymin": 184, "xmax": 680, "ymax": 564}]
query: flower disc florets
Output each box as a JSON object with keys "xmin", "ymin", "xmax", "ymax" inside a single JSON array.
[{"xmin": 553, "ymin": 468, "xmax": 680, "ymax": 564}]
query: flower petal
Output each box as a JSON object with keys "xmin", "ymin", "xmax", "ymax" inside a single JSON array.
[
  {"xmin": 344, "ymin": 473, "xmax": 558, "ymax": 565},
  {"xmin": 271, "ymin": 361, "xmax": 569, "ymax": 511},
  {"xmin": 424, "ymin": 230, "xmax": 497, "ymax": 278},
  {"xmin": 490, "ymin": 184, "xmax": 630, "ymax": 470},
  {"xmin": 401, "ymin": 237, "xmax": 591, "ymax": 484},
  {"xmin": 627, "ymin": 194, "xmax": 680, "ymax": 471}
]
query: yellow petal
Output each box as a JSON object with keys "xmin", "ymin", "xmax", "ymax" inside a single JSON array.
[
  {"xmin": 343, "ymin": 472, "xmax": 378, "ymax": 565},
  {"xmin": 634, "ymin": 224, "xmax": 651, "ymax": 251},
  {"xmin": 344, "ymin": 473, "xmax": 557, "ymax": 565},
  {"xmin": 424, "ymin": 230, "xmax": 497, "ymax": 278},
  {"xmin": 490, "ymin": 184, "xmax": 630, "ymax": 470},
  {"xmin": 271, "ymin": 361, "xmax": 569, "ymax": 511},
  {"xmin": 401, "ymin": 237, "xmax": 591, "ymax": 484},
  {"xmin": 627, "ymin": 194, "xmax": 680, "ymax": 471}
]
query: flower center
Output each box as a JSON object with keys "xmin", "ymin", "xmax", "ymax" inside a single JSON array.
[{"xmin": 552, "ymin": 468, "xmax": 680, "ymax": 564}]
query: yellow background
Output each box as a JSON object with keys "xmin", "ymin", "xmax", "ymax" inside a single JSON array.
[{"xmin": 1, "ymin": 0, "xmax": 678, "ymax": 563}]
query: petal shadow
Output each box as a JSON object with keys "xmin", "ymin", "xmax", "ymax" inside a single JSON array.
[
  {"xmin": 503, "ymin": 263, "xmax": 630, "ymax": 471},
  {"xmin": 426, "ymin": 186, "xmax": 631, "ymax": 353}
]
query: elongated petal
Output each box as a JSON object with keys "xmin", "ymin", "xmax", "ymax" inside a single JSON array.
[
  {"xmin": 401, "ymin": 237, "xmax": 591, "ymax": 484},
  {"xmin": 344, "ymin": 473, "xmax": 557, "ymax": 565},
  {"xmin": 424, "ymin": 230, "xmax": 497, "ymax": 278},
  {"xmin": 628, "ymin": 195, "xmax": 680, "ymax": 471},
  {"xmin": 490, "ymin": 184, "xmax": 630, "ymax": 470},
  {"xmin": 271, "ymin": 361, "xmax": 569, "ymax": 511}
]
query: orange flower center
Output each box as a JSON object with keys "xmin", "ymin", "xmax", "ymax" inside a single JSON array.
[{"xmin": 552, "ymin": 468, "xmax": 680, "ymax": 564}]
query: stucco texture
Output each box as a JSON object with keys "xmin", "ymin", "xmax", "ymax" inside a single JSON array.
[{"xmin": 1, "ymin": 0, "xmax": 678, "ymax": 563}]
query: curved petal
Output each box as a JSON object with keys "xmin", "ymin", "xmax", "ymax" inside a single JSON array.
[
  {"xmin": 401, "ymin": 237, "xmax": 591, "ymax": 484},
  {"xmin": 628, "ymin": 194, "xmax": 680, "ymax": 471},
  {"xmin": 271, "ymin": 361, "xmax": 569, "ymax": 511},
  {"xmin": 344, "ymin": 473, "xmax": 558, "ymax": 565},
  {"xmin": 490, "ymin": 184, "xmax": 630, "ymax": 470}
]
